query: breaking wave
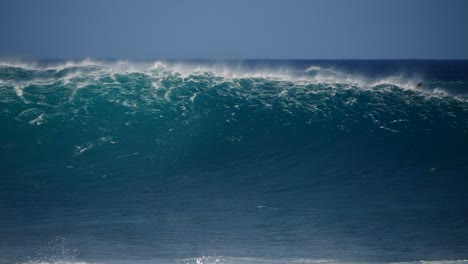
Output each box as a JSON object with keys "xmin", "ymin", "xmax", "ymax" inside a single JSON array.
[{"xmin": 1, "ymin": 60, "xmax": 468, "ymax": 264}]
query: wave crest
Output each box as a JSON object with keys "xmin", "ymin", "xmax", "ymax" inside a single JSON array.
[{"xmin": 0, "ymin": 59, "xmax": 457, "ymax": 95}]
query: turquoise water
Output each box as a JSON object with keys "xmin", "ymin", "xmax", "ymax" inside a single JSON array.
[{"xmin": 0, "ymin": 60, "xmax": 467, "ymax": 264}]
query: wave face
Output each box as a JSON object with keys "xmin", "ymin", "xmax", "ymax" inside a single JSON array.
[{"xmin": 1, "ymin": 60, "xmax": 468, "ymax": 264}]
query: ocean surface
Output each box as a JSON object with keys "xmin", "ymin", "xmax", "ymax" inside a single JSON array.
[{"xmin": 0, "ymin": 60, "xmax": 467, "ymax": 264}]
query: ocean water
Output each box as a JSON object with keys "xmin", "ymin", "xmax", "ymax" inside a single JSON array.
[{"xmin": 0, "ymin": 60, "xmax": 467, "ymax": 264}]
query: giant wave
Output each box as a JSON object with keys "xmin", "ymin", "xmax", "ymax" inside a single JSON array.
[{"xmin": 1, "ymin": 60, "xmax": 467, "ymax": 264}]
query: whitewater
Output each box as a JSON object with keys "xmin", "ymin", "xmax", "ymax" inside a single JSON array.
[{"xmin": 0, "ymin": 60, "xmax": 467, "ymax": 264}]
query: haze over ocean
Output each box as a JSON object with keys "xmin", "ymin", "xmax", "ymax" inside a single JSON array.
[{"xmin": 1, "ymin": 1, "xmax": 468, "ymax": 264}]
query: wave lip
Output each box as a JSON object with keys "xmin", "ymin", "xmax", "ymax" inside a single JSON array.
[{"xmin": 1, "ymin": 59, "xmax": 465, "ymax": 99}]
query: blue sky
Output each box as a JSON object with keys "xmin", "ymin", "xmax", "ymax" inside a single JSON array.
[{"xmin": 0, "ymin": 0, "xmax": 467, "ymax": 59}]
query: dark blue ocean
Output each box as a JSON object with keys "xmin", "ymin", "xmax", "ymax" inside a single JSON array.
[{"xmin": 0, "ymin": 60, "xmax": 467, "ymax": 264}]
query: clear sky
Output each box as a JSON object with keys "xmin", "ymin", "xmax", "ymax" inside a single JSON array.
[{"xmin": 0, "ymin": 0, "xmax": 467, "ymax": 59}]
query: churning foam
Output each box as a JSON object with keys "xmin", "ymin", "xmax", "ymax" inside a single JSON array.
[{"xmin": 0, "ymin": 59, "xmax": 464, "ymax": 100}]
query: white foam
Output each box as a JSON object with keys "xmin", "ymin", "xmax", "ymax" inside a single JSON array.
[
  {"xmin": 0, "ymin": 59, "xmax": 429, "ymax": 90},
  {"xmin": 74, "ymin": 142, "xmax": 95, "ymax": 156},
  {"xmin": 305, "ymin": 66, "xmax": 322, "ymax": 72},
  {"xmin": 1, "ymin": 60, "xmax": 466, "ymax": 102},
  {"xmin": 28, "ymin": 113, "xmax": 45, "ymax": 125}
]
